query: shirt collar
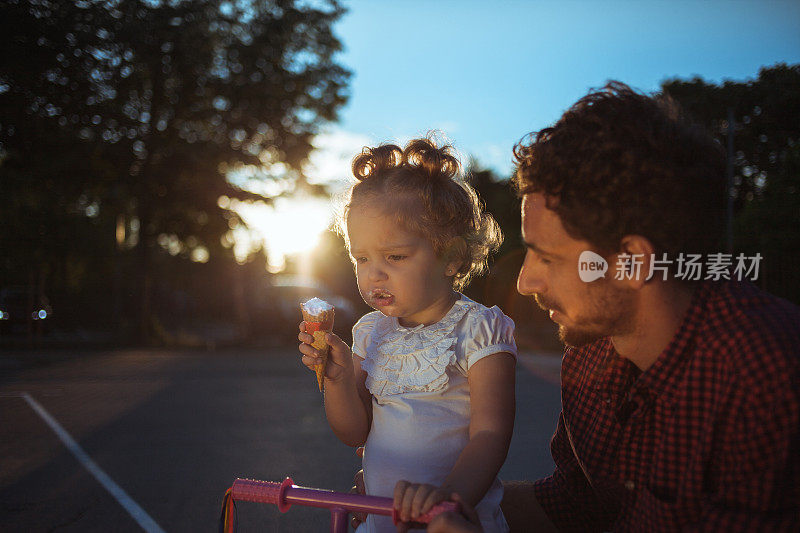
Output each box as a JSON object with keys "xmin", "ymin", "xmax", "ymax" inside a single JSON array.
[
  {"xmin": 391, "ymin": 293, "xmax": 472, "ymax": 333},
  {"xmin": 594, "ymin": 281, "xmax": 713, "ymax": 401},
  {"xmin": 635, "ymin": 281, "xmax": 711, "ymax": 399}
]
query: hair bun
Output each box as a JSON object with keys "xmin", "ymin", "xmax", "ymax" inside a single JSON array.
[
  {"xmin": 351, "ymin": 144, "xmax": 403, "ymax": 181},
  {"xmin": 403, "ymin": 138, "xmax": 460, "ymax": 180},
  {"xmin": 350, "ymin": 137, "xmax": 460, "ymax": 182}
]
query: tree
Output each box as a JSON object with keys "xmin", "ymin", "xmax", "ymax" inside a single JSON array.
[
  {"xmin": 662, "ymin": 63, "xmax": 800, "ymax": 302},
  {"xmin": 662, "ymin": 64, "xmax": 799, "ymax": 209},
  {"xmin": 734, "ymin": 144, "xmax": 800, "ymax": 302},
  {"xmin": 0, "ymin": 0, "xmax": 351, "ymax": 340}
]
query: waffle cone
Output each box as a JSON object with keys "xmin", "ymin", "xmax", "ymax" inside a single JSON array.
[{"xmin": 301, "ymin": 307, "xmax": 335, "ymax": 391}]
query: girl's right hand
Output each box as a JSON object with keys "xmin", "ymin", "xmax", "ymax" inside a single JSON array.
[
  {"xmin": 427, "ymin": 494, "xmax": 483, "ymax": 533},
  {"xmin": 298, "ymin": 321, "xmax": 353, "ymax": 384}
]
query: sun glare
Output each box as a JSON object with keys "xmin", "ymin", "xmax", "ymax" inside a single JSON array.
[
  {"xmin": 220, "ymin": 128, "xmax": 372, "ymax": 273},
  {"xmin": 234, "ymin": 195, "xmax": 333, "ymax": 273}
]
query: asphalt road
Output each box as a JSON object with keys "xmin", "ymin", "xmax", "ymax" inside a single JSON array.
[{"xmin": 0, "ymin": 347, "xmax": 561, "ymax": 532}]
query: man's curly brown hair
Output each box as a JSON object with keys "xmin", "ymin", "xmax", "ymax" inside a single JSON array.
[{"xmin": 513, "ymin": 81, "xmax": 726, "ymax": 258}]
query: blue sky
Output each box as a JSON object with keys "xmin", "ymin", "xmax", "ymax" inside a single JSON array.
[
  {"xmin": 310, "ymin": 0, "xmax": 800, "ymax": 178},
  {"xmin": 255, "ymin": 0, "xmax": 800, "ymax": 269}
]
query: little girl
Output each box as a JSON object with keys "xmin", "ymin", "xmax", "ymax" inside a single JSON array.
[{"xmin": 298, "ymin": 137, "xmax": 516, "ymax": 532}]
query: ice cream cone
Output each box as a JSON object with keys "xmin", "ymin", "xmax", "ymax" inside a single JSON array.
[{"xmin": 301, "ymin": 298, "xmax": 335, "ymax": 392}]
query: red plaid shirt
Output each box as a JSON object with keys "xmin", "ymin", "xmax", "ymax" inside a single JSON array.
[{"xmin": 533, "ymin": 281, "xmax": 800, "ymax": 532}]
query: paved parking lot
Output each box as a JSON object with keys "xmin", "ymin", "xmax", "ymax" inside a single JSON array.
[{"xmin": 0, "ymin": 348, "xmax": 561, "ymax": 532}]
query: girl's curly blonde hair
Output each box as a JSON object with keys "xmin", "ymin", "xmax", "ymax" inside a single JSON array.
[{"xmin": 335, "ymin": 136, "xmax": 502, "ymax": 291}]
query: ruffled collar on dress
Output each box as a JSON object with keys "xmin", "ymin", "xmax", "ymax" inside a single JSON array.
[{"xmin": 360, "ymin": 297, "xmax": 474, "ymax": 397}]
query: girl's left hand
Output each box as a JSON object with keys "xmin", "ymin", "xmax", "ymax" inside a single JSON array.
[{"xmin": 393, "ymin": 480, "xmax": 449, "ymax": 526}]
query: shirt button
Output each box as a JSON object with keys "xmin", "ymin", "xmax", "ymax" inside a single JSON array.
[{"xmin": 625, "ymin": 480, "xmax": 635, "ymax": 491}]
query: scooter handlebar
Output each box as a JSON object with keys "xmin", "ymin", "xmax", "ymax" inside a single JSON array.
[{"xmin": 230, "ymin": 477, "xmax": 460, "ymax": 524}]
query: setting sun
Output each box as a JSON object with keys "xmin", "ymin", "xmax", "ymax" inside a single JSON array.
[{"xmin": 234, "ymin": 195, "xmax": 334, "ymax": 272}]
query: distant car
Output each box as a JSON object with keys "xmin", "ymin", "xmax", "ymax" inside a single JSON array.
[
  {"xmin": 0, "ymin": 287, "xmax": 53, "ymax": 333},
  {"xmin": 253, "ymin": 276, "xmax": 359, "ymax": 340}
]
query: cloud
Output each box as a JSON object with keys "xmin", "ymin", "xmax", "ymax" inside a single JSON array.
[
  {"xmin": 464, "ymin": 142, "xmax": 515, "ymax": 178},
  {"xmin": 306, "ymin": 128, "xmax": 374, "ymax": 187},
  {"xmin": 482, "ymin": 142, "xmax": 515, "ymax": 177},
  {"xmin": 306, "ymin": 127, "xmax": 518, "ymax": 185}
]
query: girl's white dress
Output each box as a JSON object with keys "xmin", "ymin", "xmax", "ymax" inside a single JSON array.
[{"xmin": 353, "ymin": 295, "xmax": 516, "ymax": 533}]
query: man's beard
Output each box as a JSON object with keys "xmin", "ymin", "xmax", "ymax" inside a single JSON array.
[
  {"xmin": 557, "ymin": 323, "xmax": 605, "ymax": 348},
  {"xmin": 535, "ymin": 282, "xmax": 637, "ymax": 348}
]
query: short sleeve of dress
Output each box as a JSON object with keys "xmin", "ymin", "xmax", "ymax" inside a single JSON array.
[
  {"xmin": 461, "ymin": 306, "xmax": 517, "ymax": 371},
  {"xmin": 352, "ymin": 312, "xmax": 381, "ymax": 360}
]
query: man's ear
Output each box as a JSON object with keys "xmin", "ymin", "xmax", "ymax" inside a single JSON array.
[{"xmin": 610, "ymin": 235, "xmax": 656, "ymax": 289}]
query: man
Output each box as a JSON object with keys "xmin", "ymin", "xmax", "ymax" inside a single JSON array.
[{"xmin": 429, "ymin": 82, "xmax": 799, "ymax": 531}]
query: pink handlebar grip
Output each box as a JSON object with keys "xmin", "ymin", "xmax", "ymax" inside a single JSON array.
[
  {"xmin": 391, "ymin": 500, "xmax": 461, "ymax": 525},
  {"xmin": 231, "ymin": 477, "xmax": 294, "ymax": 512},
  {"xmin": 227, "ymin": 477, "xmax": 461, "ymax": 525},
  {"xmin": 417, "ymin": 501, "xmax": 461, "ymax": 523}
]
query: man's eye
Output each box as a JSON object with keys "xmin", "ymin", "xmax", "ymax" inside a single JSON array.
[
  {"xmin": 355, "ymin": 257, "xmax": 367, "ymax": 264},
  {"xmin": 531, "ymin": 251, "xmax": 551, "ymax": 265},
  {"xmin": 388, "ymin": 255, "xmax": 406, "ymax": 261}
]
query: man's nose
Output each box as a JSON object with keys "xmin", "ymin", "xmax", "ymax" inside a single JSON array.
[{"xmin": 517, "ymin": 257, "xmax": 545, "ymax": 295}]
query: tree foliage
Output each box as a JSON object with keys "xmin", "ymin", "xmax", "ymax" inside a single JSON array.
[
  {"xmin": 662, "ymin": 63, "xmax": 800, "ymax": 302},
  {"xmin": 0, "ymin": 0, "xmax": 350, "ymax": 339}
]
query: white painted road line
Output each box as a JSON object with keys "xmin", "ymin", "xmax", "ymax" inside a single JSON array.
[{"xmin": 21, "ymin": 392, "xmax": 165, "ymax": 533}]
